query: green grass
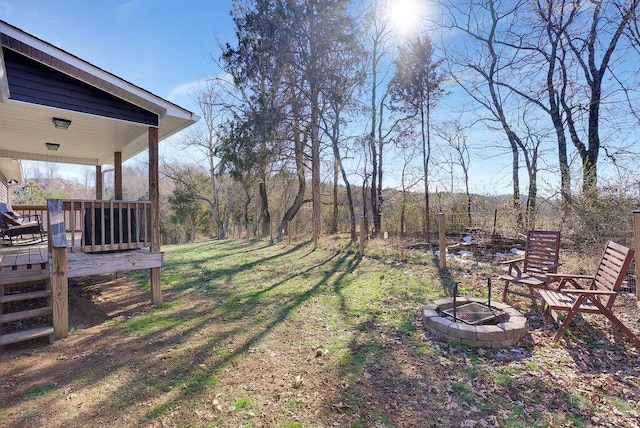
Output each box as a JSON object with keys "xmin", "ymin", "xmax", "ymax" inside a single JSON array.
[
  {"xmin": 609, "ymin": 396, "xmax": 632, "ymax": 411},
  {"xmin": 233, "ymin": 398, "xmax": 253, "ymax": 409},
  {"xmin": 148, "ymin": 401, "xmax": 178, "ymax": 419},
  {"xmin": 493, "ymin": 373, "xmax": 514, "ymax": 387},
  {"xmin": 16, "ymin": 408, "xmax": 38, "ymax": 423},
  {"xmin": 6, "ymin": 239, "xmax": 638, "ymax": 427},
  {"xmin": 450, "ymin": 381, "xmax": 472, "ymax": 394},
  {"xmin": 119, "ymin": 312, "xmax": 191, "ymax": 335},
  {"xmin": 22, "ymin": 383, "xmax": 57, "ymax": 399}
]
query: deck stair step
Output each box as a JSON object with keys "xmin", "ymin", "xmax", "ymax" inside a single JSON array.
[
  {"xmin": 0, "ymin": 307, "xmax": 52, "ymax": 324},
  {"xmin": 0, "ymin": 290, "xmax": 51, "ymax": 303},
  {"xmin": 1, "ymin": 276, "xmax": 54, "ymax": 345},
  {"xmin": 0, "ymin": 326, "xmax": 54, "ymax": 346}
]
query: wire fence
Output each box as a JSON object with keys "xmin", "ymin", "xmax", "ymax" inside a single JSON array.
[{"xmin": 216, "ymin": 206, "xmax": 640, "ymax": 295}]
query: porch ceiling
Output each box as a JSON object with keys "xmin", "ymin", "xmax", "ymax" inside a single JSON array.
[
  {"xmin": 0, "ymin": 20, "xmax": 199, "ymax": 167},
  {"xmin": 0, "ymin": 100, "xmax": 149, "ymax": 165}
]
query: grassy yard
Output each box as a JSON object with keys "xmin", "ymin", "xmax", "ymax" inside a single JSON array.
[{"xmin": 1, "ymin": 238, "xmax": 639, "ymax": 427}]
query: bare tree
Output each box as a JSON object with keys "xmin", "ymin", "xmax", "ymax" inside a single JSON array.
[
  {"xmin": 436, "ymin": 120, "xmax": 473, "ymax": 226},
  {"xmin": 320, "ymin": 40, "xmax": 366, "ymax": 241},
  {"xmin": 44, "ymin": 162, "xmax": 58, "ymax": 187},
  {"xmin": 554, "ymin": 0, "xmax": 639, "ymax": 193},
  {"xmin": 390, "ymin": 34, "xmax": 445, "ymax": 241},
  {"xmin": 441, "ymin": 0, "xmax": 531, "ymax": 229},
  {"xmin": 177, "ymin": 80, "xmax": 229, "ymax": 239},
  {"xmin": 364, "ymin": 1, "xmax": 393, "ymax": 239},
  {"xmin": 393, "ymin": 134, "xmax": 422, "ymax": 237},
  {"xmin": 81, "ymin": 166, "xmax": 94, "ymax": 190}
]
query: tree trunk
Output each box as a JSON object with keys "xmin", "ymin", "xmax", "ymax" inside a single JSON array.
[
  {"xmin": 421, "ymin": 104, "xmax": 431, "ymax": 242},
  {"xmin": 331, "ymin": 131, "xmax": 356, "ymax": 241},
  {"xmin": 509, "ymin": 140, "xmax": 523, "ymax": 230},
  {"xmin": 361, "ymin": 179, "xmax": 369, "ymax": 238},
  {"xmin": 311, "ymin": 105, "xmax": 321, "ymax": 247},
  {"xmin": 369, "ymin": 35, "xmax": 381, "ymax": 239},
  {"xmin": 259, "ymin": 179, "xmax": 270, "ymax": 238},
  {"xmin": 331, "ymin": 150, "xmax": 339, "ymax": 234},
  {"xmin": 278, "ymin": 130, "xmax": 307, "ymax": 239},
  {"xmin": 464, "ymin": 174, "xmax": 472, "ymax": 227}
]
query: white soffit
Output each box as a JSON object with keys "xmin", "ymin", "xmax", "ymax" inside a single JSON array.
[
  {"xmin": 0, "ymin": 20, "xmax": 199, "ymax": 165},
  {"xmin": 0, "ymin": 157, "xmax": 22, "ymax": 184}
]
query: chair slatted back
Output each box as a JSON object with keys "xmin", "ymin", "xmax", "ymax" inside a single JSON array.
[
  {"xmin": 592, "ymin": 241, "xmax": 635, "ymax": 309},
  {"xmin": 523, "ymin": 230, "xmax": 561, "ymax": 274}
]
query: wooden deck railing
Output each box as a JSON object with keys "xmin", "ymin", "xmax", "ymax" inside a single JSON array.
[{"xmin": 15, "ymin": 200, "xmax": 151, "ymax": 252}]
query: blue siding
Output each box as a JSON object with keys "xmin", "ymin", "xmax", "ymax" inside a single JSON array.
[{"xmin": 3, "ymin": 48, "xmax": 158, "ymax": 126}]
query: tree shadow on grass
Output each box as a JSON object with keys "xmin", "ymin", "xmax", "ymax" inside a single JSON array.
[{"xmin": 116, "ymin": 243, "xmax": 362, "ymax": 421}]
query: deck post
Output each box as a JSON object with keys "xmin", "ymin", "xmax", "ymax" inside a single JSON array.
[
  {"xmin": 48, "ymin": 199, "xmax": 69, "ymax": 340},
  {"xmin": 149, "ymin": 127, "xmax": 162, "ymax": 304},
  {"xmin": 51, "ymin": 247, "xmax": 68, "ymax": 339},
  {"xmin": 633, "ymin": 211, "xmax": 640, "ymax": 309},
  {"xmin": 95, "ymin": 165, "xmax": 103, "ymax": 200},
  {"xmin": 114, "ymin": 151, "xmax": 123, "ymax": 201},
  {"xmin": 114, "ymin": 152, "xmax": 125, "ymax": 278}
]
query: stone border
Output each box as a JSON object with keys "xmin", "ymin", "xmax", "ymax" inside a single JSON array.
[{"xmin": 422, "ymin": 297, "xmax": 527, "ymax": 348}]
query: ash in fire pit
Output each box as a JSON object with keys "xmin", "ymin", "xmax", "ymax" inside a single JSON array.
[{"xmin": 442, "ymin": 301, "xmax": 508, "ymax": 326}]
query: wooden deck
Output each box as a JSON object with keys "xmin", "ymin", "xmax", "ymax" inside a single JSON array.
[
  {"xmin": 0, "ymin": 240, "xmax": 162, "ymax": 346},
  {"xmin": 1, "ymin": 199, "xmax": 163, "ymax": 346},
  {"xmin": 0, "ymin": 241, "xmax": 161, "ymax": 286},
  {"xmin": 0, "ymin": 243, "xmax": 48, "ymax": 286}
]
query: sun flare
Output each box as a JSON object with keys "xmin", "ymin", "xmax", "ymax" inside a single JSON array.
[{"xmin": 388, "ymin": 0, "xmax": 424, "ymax": 36}]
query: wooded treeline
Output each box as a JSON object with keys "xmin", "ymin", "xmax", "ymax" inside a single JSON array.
[
  {"xmin": 160, "ymin": 0, "xmax": 640, "ymax": 245},
  {"xmin": 14, "ymin": 1, "xmax": 640, "ymax": 246}
]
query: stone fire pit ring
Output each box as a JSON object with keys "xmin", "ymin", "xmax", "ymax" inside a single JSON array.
[{"xmin": 422, "ymin": 297, "xmax": 527, "ymax": 348}]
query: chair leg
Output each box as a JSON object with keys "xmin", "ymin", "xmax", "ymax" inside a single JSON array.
[
  {"xmin": 502, "ymin": 280, "xmax": 510, "ymax": 302},
  {"xmin": 590, "ymin": 298, "xmax": 640, "ymax": 347},
  {"xmin": 552, "ymin": 295, "xmax": 586, "ymax": 342}
]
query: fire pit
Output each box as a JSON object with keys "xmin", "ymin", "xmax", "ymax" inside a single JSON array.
[
  {"xmin": 422, "ymin": 294, "xmax": 527, "ymax": 348},
  {"xmin": 442, "ymin": 301, "xmax": 508, "ymax": 326}
]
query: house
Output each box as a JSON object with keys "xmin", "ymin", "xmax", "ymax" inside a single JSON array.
[{"xmin": 0, "ymin": 20, "xmax": 199, "ymax": 346}]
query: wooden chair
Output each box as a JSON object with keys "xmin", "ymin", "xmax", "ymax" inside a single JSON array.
[
  {"xmin": 539, "ymin": 241, "xmax": 639, "ymax": 346},
  {"xmin": 500, "ymin": 230, "xmax": 561, "ymax": 302}
]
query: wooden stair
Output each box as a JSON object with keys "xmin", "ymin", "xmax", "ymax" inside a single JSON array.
[
  {"xmin": 0, "ymin": 326, "xmax": 54, "ymax": 346},
  {"xmin": 0, "ymin": 281, "xmax": 54, "ymax": 346}
]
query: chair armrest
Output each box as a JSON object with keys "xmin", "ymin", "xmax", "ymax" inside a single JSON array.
[
  {"xmin": 500, "ymin": 256, "xmax": 524, "ymax": 265},
  {"xmin": 546, "ymin": 273, "xmax": 594, "ymax": 280},
  {"xmin": 560, "ymin": 288, "xmax": 617, "ymax": 295},
  {"xmin": 12, "ymin": 213, "xmax": 39, "ymax": 222}
]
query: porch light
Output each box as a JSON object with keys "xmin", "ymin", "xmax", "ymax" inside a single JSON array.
[
  {"xmin": 52, "ymin": 117, "xmax": 72, "ymax": 130},
  {"xmin": 46, "ymin": 142, "xmax": 60, "ymax": 151}
]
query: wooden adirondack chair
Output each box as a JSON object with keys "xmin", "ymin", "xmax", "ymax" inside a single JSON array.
[
  {"xmin": 539, "ymin": 241, "xmax": 639, "ymax": 346},
  {"xmin": 500, "ymin": 230, "xmax": 561, "ymax": 302}
]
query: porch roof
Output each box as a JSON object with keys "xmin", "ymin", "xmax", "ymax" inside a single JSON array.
[{"xmin": 0, "ymin": 20, "xmax": 199, "ymax": 167}]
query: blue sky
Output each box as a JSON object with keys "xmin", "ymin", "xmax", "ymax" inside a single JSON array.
[
  {"xmin": 0, "ymin": 1, "xmax": 532, "ymax": 194},
  {"xmin": 1, "ymin": 0, "xmax": 235, "ymax": 114}
]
